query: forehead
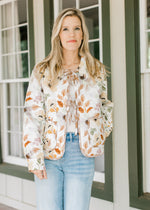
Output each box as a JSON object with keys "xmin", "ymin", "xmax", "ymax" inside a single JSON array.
[{"xmin": 61, "ymin": 15, "xmax": 81, "ymax": 26}]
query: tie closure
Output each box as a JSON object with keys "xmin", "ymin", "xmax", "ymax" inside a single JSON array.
[{"xmin": 62, "ymin": 67, "xmax": 80, "ymax": 135}]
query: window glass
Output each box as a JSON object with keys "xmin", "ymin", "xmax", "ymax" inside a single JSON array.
[
  {"xmin": 14, "ymin": 0, "xmax": 27, "ymax": 25},
  {"xmin": 7, "ymin": 108, "xmax": 19, "ymax": 132},
  {"xmin": 141, "ymin": 0, "xmax": 150, "ymax": 193},
  {"xmin": 82, "ymin": 7, "xmax": 99, "ymax": 39},
  {"xmin": 2, "ymin": 29, "xmax": 14, "ymax": 54},
  {"xmin": 62, "ymin": 0, "xmax": 76, "ymax": 9},
  {"xmin": 147, "ymin": 1, "xmax": 150, "ymax": 68},
  {"xmin": 16, "ymin": 53, "xmax": 29, "ymax": 78},
  {"xmin": 80, "ymin": 0, "xmax": 98, "ymax": 8},
  {"xmin": 15, "ymin": 26, "xmax": 28, "ymax": 52},
  {"xmin": 146, "ymin": 32, "xmax": 150, "ymax": 68},
  {"xmin": 147, "ymin": 0, "xmax": 150, "ymax": 28},
  {"xmin": 2, "ymin": 55, "xmax": 15, "ymax": 79},
  {"xmin": 1, "ymin": 3, "xmax": 12, "ymax": 28},
  {"xmin": 89, "ymin": 41, "xmax": 99, "ymax": 59}
]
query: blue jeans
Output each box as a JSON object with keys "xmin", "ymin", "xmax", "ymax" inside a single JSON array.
[{"xmin": 34, "ymin": 132, "xmax": 95, "ymax": 210}]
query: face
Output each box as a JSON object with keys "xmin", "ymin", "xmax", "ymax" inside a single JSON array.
[{"xmin": 59, "ymin": 16, "xmax": 83, "ymax": 52}]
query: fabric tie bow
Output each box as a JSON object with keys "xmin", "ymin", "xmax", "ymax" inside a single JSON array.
[{"xmin": 63, "ymin": 67, "xmax": 80, "ymax": 135}]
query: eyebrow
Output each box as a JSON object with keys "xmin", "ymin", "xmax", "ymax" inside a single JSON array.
[{"xmin": 62, "ymin": 25, "xmax": 81, "ymax": 28}]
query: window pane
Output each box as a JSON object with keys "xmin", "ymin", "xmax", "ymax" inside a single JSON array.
[
  {"xmin": 20, "ymin": 108, "xmax": 24, "ymax": 132},
  {"xmin": 2, "ymin": 55, "xmax": 15, "ymax": 79},
  {"xmin": 82, "ymin": 7, "xmax": 99, "ymax": 39},
  {"xmin": 147, "ymin": 0, "xmax": 150, "ymax": 28},
  {"xmin": 7, "ymin": 108, "xmax": 19, "ymax": 132},
  {"xmin": 146, "ymin": 32, "xmax": 150, "ymax": 68},
  {"xmin": 141, "ymin": 0, "xmax": 150, "ymax": 193},
  {"xmin": 89, "ymin": 41, "xmax": 99, "ymax": 59},
  {"xmin": 18, "ymin": 82, "xmax": 28, "ymax": 106},
  {"xmin": 62, "ymin": 0, "xmax": 76, "ymax": 9},
  {"xmin": 8, "ymin": 133, "xmax": 20, "ymax": 156},
  {"xmin": 16, "ymin": 53, "xmax": 29, "ymax": 78},
  {"xmin": 7, "ymin": 82, "xmax": 28, "ymax": 106},
  {"xmin": 141, "ymin": 74, "xmax": 150, "ymax": 192},
  {"xmin": 80, "ymin": 0, "xmax": 98, "ymax": 8},
  {"xmin": 14, "ymin": 0, "xmax": 27, "ymax": 25},
  {"xmin": 1, "ymin": 2, "xmax": 12, "ymax": 28},
  {"xmin": 2, "ymin": 29, "xmax": 14, "ymax": 54},
  {"xmin": 2, "ymin": 53, "xmax": 28, "ymax": 80},
  {"xmin": 15, "ymin": 26, "xmax": 28, "ymax": 52},
  {"xmin": 95, "ymin": 155, "xmax": 104, "ymax": 172},
  {"xmin": 7, "ymin": 83, "xmax": 19, "ymax": 106}
]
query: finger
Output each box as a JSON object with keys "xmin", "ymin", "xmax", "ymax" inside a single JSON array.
[
  {"xmin": 43, "ymin": 168, "xmax": 47, "ymax": 179},
  {"xmin": 37, "ymin": 170, "xmax": 44, "ymax": 180},
  {"xmin": 29, "ymin": 170, "xmax": 45, "ymax": 180},
  {"xmin": 33, "ymin": 170, "xmax": 43, "ymax": 179}
]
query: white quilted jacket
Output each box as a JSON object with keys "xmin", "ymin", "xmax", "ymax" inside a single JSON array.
[{"xmin": 22, "ymin": 56, "xmax": 114, "ymax": 171}]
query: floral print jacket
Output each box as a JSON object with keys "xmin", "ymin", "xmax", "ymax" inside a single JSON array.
[{"xmin": 22, "ymin": 56, "xmax": 114, "ymax": 171}]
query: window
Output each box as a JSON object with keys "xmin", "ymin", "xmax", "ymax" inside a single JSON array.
[
  {"xmin": 140, "ymin": 0, "xmax": 150, "ymax": 193},
  {"xmin": 0, "ymin": 0, "xmax": 34, "ymax": 168},
  {"xmin": 45, "ymin": 0, "xmax": 113, "ymax": 201},
  {"xmin": 126, "ymin": 0, "xmax": 150, "ymax": 208}
]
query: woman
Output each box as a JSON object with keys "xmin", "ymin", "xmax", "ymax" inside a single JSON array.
[{"xmin": 23, "ymin": 8, "xmax": 113, "ymax": 210}]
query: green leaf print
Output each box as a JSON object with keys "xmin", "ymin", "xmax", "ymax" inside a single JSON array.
[
  {"xmin": 90, "ymin": 128, "xmax": 96, "ymax": 135},
  {"xmin": 37, "ymin": 158, "xmax": 41, "ymax": 164}
]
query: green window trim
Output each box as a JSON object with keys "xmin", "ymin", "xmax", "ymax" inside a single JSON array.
[
  {"xmin": 125, "ymin": 0, "xmax": 150, "ymax": 209},
  {"xmin": 44, "ymin": 0, "xmax": 54, "ymax": 57},
  {"xmin": 44, "ymin": 0, "xmax": 113, "ymax": 202},
  {"xmin": 0, "ymin": 0, "xmax": 35, "ymax": 181}
]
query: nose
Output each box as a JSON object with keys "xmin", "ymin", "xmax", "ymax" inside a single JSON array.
[{"xmin": 69, "ymin": 29, "xmax": 75, "ymax": 36}]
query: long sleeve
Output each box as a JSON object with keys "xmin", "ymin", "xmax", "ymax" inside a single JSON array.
[
  {"xmin": 22, "ymin": 66, "xmax": 46, "ymax": 172},
  {"xmin": 99, "ymin": 69, "xmax": 114, "ymax": 138}
]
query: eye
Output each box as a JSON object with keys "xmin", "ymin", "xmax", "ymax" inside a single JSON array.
[
  {"xmin": 75, "ymin": 27, "xmax": 80, "ymax": 30},
  {"xmin": 63, "ymin": 28, "xmax": 68, "ymax": 31}
]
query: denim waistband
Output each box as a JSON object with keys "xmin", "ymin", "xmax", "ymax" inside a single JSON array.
[{"xmin": 66, "ymin": 132, "xmax": 79, "ymax": 142}]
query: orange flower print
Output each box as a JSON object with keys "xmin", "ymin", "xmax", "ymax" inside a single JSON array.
[
  {"xmin": 85, "ymin": 100, "xmax": 90, "ymax": 107},
  {"xmin": 50, "ymin": 108, "xmax": 55, "ymax": 112},
  {"xmin": 33, "ymin": 148, "xmax": 40, "ymax": 153},
  {"xmin": 81, "ymin": 94, "xmax": 85, "ymax": 102},
  {"xmin": 25, "ymin": 97, "xmax": 32, "ymax": 102},
  {"xmin": 32, "ymin": 105, "xmax": 40, "ymax": 110},
  {"xmin": 23, "ymin": 134, "xmax": 28, "ymax": 141},
  {"xmin": 26, "ymin": 91, "xmax": 31, "ymax": 96},
  {"xmin": 79, "ymin": 107, "xmax": 84, "ymax": 113},
  {"xmin": 57, "ymin": 101, "xmax": 63, "ymax": 107},
  {"xmin": 87, "ymin": 107, "xmax": 93, "ymax": 113},
  {"xmin": 55, "ymin": 148, "xmax": 61, "ymax": 154},
  {"xmin": 24, "ymin": 141, "xmax": 31, "ymax": 147}
]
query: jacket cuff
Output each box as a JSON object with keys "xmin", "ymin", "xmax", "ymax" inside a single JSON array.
[
  {"xmin": 102, "ymin": 101, "xmax": 114, "ymax": 138},
  {"xmin": 27, "ymin": 158, "xmax": 45, "ymax": 172}
]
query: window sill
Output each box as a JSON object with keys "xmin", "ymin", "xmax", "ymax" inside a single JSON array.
[{"xmin": 0, "ymin": 163, "xmax": 34, "ymax": 181}]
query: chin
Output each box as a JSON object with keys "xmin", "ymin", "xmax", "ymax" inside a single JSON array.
[{"xmin": 64, "ymin": 46, "xmax": 80, "ymax": 51}]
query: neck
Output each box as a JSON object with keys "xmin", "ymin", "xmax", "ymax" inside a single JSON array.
[{"xmin": 62, "ymin": 50, "xmax": 80, "ymax": 66}]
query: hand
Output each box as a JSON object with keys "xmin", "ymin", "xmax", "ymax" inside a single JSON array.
[{"xmin": 30, "ymin": 167, "xmax": 47, "ymax": 180}]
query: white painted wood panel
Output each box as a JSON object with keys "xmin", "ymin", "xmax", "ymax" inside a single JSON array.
[
  {"xmin": 6, "ymin": 175, "xmax": 22, "ymax": 201},
  {"xmin": 22, "ymin": 179, "xmax": 36, "ymax": 206},
  {"xmin": 0, "ymin": 173, "xmax": 6, "ymax": 195}
]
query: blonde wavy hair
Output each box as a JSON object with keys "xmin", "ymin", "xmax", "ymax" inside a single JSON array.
[{"xmin": 36, "ymin": 8, "xmax": 110, "ymax": 85}]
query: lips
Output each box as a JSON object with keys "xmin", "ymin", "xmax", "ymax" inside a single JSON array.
[{"xmin": 67, "ymin": 40, "xmax": 77, "ymax": 43}]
